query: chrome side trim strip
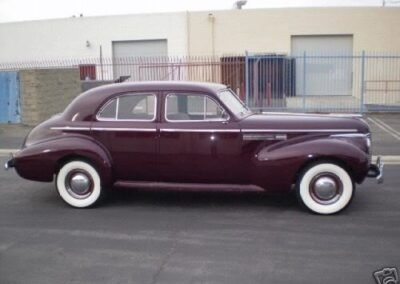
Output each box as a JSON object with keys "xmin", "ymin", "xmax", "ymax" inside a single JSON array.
[
  {"xmin": 243, "ymin": 134, "xmax": 287, "ymax": 141},
  {"xmin": 261, "ymin": 112, "xmax": 363, "ymax": 118},
  {"xmin": 330, "ymin": 133, "xmax": 369, "ymax": 138},
  {"xmin": 51, "ymin": 127, "xmax": 91, "ymax": 131},
  {"xmin": 51, "ymin": 126, "xmax": 157, "ymax": 132},
  {"xmin": 242, "ymin": 129, "xmax": 358, "ymax": 133},
  {"xmin": 160, "ymin": 128, "xmax": 240, "ymax": 133},
  {"xmin": 92, "ymin": 127, "xmax": 157, "ymax": 132}
]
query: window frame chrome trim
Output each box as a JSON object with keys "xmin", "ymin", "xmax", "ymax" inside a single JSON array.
[
  {"xmin": 96, "ymin": 92, "xmax": 157, "ymax": 122},
  {"xmin": 164, "ymin": 93, "xmax": 230, "ymax": 123}
]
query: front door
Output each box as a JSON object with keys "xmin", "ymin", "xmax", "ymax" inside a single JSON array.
[
  {"xmin": 92, "ymin": 92, "xmax": 159, "ymax": 181},
  {"xmin": 159, "ymin": 92, "xmax": 243, "ymax": 184}
]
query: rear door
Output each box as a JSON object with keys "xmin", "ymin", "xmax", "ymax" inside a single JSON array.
[{"xmin": 92, "ymin": 92, "xmax": 159, "ymax": 181}]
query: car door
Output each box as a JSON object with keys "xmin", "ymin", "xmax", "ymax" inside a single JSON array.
[
  {"xmin": 91, "ymin": 91, "xmax": 159, "ymax": 182},
  {"xmin": 159, "ymin": 91, "xmax": 244, "ymax": 184}
]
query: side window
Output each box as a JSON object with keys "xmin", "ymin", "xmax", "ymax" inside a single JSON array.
[
  {"xmin": 98, "ymin": 99, "xmax": 117, "ymax": 119},
  {"xmin": 166, "ymin": 93, "xmax": 227, "ymax": 121},
  {"xmin": 97, "ymin": 93, "xmax": 156, "ymax": 121}
]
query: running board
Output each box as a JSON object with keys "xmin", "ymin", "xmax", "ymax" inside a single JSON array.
[{"xmin": 113, "ymin": 181, "xmax": 264, "ymax": 192}]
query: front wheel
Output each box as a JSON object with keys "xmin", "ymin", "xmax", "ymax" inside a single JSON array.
[
  {"xmin": 296, "ymin": 162, "xmax": 354, "ymax": 215},
  {"xmin": 56, "ymin": 160, "xmax": 103, "ymax": 208}
]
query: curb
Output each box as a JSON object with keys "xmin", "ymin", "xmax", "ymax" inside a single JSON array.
[
  {"xmin": 374, "ymin": 156, "xmax": 400, "ymax": 165},
  {"xmin": 1, "ymin": 149, "xmax": 400, "ymax": 164}
]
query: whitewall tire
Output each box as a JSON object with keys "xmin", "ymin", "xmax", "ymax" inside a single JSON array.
[
  {"xmin": 56, "ymin": 160, "xmax": 103, "ymax": 208},
  {"xmin": 297, "ymin": 162, "xmax": 354, "ymax": 215}
]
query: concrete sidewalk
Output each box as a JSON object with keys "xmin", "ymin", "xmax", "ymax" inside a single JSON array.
[{"xmin": 0, "ymin": 124, "xmax": 32, "ymax": 149}]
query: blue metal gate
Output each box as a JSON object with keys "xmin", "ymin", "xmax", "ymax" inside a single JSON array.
[{"xmin": 0, "ymin": 72, "xmax": 20, "ymax": 123}]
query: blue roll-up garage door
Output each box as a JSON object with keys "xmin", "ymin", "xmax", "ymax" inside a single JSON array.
[{"xmin": 0, "ymin": 71, "xmax": 20, "ymax": 123}]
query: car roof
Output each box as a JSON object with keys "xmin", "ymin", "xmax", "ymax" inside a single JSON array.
[
  {"xmin": 63, "ymin": 81, "xmax": 228, "ymax": 121},
  {"xmin": 89, "ymin": 81, "xmax": 227, "ymax": 93}
]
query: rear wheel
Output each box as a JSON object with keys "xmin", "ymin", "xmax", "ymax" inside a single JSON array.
[
  {"xmin": 56, "ymin": 160, "xmax": 103, "ymax": 208},
  {"xmin": 296, "ymin": 162, "xmax": 354, "ymax": 215}
]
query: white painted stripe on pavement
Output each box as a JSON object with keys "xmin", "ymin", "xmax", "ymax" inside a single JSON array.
[
  {"xmin": 373, "ymin": 117, "xmax": 400, "ymax": 137},
  {"xmin": 368, "ymin": 117, "xmax": 400, "ymax": 141}
]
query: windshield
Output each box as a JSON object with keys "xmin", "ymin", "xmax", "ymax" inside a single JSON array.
[{"xmin": 217, "ymin": 89, "xmax": 252, "ymax": 119}]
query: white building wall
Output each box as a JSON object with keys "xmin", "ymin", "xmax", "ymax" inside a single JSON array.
[
  {"xmin": 0, "ymin": 12, "xmax": 188, "ymax": 62},
  {"xmin": 188, "ymin": 7, "xmax": 400, "ymax": 55}
]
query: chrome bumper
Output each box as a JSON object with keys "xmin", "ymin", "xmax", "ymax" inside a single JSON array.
[
  {"xmin": 367, "ymin": 156, "xmax": 384, "ymax": 184},
  {"xmin": 4, "ymin": 154, "xmax": 15, "ymax": 170}
]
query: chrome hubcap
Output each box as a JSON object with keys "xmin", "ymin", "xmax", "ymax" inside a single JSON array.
[
  {"xmin": 314, "ymin": 177, "xmax": 337, "ymax": 200},
  {"xmin": 66, "ymin": 171, "xmax": 93, "ymax": 199},
  {"xmin": 309, "ymin": 173, "xmax": 343, "ymax": 205},
  {"xmin": 70, "ymin": 174, "xmax": 90, "ymax": 194}
]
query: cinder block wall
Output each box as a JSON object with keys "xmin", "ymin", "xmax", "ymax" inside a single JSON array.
[{"xmin": 19, "ymin": 68, "xmax": 81, "ymax": 125}]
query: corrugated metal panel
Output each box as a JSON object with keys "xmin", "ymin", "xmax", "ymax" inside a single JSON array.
[
  {"xmin": 112, "ymin": 40, "xmax": 168, "ymax": 80},
  {"xmin": 112, "ymin": 39, "xmax": 168, "ymax": 57},
  {"xmin": 291, "ymin": 35, "xmax": 353, "ymax": 96}
]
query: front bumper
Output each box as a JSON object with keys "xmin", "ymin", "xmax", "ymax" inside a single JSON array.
[
  {"xmin": 367, "ymin": 156, "xmax": 384, "ymax": 184},
  {"xmin": 4, "ymin": 154, "xmax": 15, "ymax": 170}
]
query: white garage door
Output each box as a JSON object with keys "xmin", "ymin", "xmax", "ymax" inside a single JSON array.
[
  {"xmin": 291, "ymin": 35, "xmax": 353, "ymax": 96},
  {"xmin": 112, "ymin": 39, "xmax": 168, "ymax": 81}
]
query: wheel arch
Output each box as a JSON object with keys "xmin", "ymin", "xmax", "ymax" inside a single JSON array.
[
  {"xmin": 54, "ymin": 148, "xmax": 114, "ymax": 188},
  {"xmin": 293, "ymin": 156, "xmax": 355, "ymax": 186},
  {"xmin": 56, "ymin": 154, "xmax": 99, "ymax": 174}
]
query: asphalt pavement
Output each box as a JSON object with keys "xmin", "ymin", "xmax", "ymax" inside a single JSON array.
[
  {"xmin": 0, "ymin": 114, "xmax": 399, "ymax": 284},
  {"xmin": 0, "ymin": 156, "xmax": 399, "ymax": 284}
]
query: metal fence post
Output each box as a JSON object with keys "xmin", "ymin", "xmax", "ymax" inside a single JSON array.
[
  {"xmin": 360, "ymin": 50, "xmax": 366, "ymax": 113},
  {"xmin": 100, "ymin": 45, "xmax": 104, "ymax": 81},
  {"xmin": 302, "ymin": 51, "xmax": 307, "ymax": 111},
  {"xmin": 245, "ymin": 50, "xmax": 250, "ymax": 106}
]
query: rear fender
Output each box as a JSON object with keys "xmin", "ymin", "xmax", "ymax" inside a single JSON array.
[{"xmin": 14, "ymin": 135, "xmax": 113, "ymax": 185}]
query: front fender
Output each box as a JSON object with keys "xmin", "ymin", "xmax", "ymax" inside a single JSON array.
[
  {"xmin": 14, "ymin": 135, "xmax": 113, "ymax": 186},
  {"xmin": 254, "ymin": 137, "xmax": 369, "ymax": 188}
]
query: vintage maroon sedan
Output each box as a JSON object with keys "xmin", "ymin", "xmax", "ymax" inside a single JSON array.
[{"xmin": 5, "ymin": 81, "xmax": 383, "ymax": 214}]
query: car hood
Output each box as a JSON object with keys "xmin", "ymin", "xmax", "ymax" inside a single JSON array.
[{"xmin": 239, "ymin": 113, "xmax": 369, "ymax": 134}]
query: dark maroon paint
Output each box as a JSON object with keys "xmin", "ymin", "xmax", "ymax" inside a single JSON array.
[{"xmin": 11, "ymin": 81, "xmax": 372, "ymax": 193}]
